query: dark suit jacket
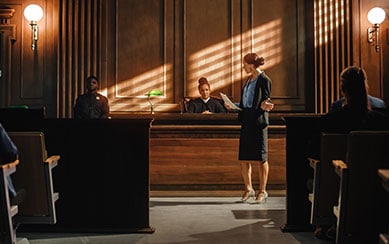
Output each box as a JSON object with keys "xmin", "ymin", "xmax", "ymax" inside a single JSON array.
[{"xmin": 238, "ymin": 72, "xmax": 272, "ymax": 128}]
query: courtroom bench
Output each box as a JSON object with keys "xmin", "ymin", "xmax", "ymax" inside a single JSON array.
[
  {"xmin": 332, "ymin": 131, "xmax": 389, "ymax": 243},
  {"xmin": 308, "ymin": 133, "xmax": 348, "ymax": 229}
]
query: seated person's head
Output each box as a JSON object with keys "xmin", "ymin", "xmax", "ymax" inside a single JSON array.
[
  {"xmin": 340, "ymin": 66, "xmax": 370, "ymax": 111},
  {"xmin": 198, "ymin": 77, "xmax": 211, "ymax": 100},
  {"xmin": 86, "ymin": 76, "xmax": 99, "ymax": 93}
]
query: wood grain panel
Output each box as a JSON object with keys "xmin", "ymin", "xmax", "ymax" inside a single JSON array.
[
  {"xmin": 150, "ymin": 135, "xmax": 286, "ymax": 189},
  {"xmin": 21, "ymin": 0, "xmax": 45, "ymax": 99},
  {"xmin": 314, "ymin": 0, "xmax": 353, "ymax": 113},
  {"xmin": 184, "ymin": 0, "xmax": 237, "ymax": 99},
  {"xmin": 0, "ymin": 8, "xmax": 16, "ymax": 107},
  {"xmin": 249, "ymin": 0, "xmax": 306, "ymax": 111},
  {"xmin": 359, "ymin": 0, "xmax": 389, "ymax": 102},
  {"xmin": 57, "ymin": 0, "xmax": 103, "ymax": 117},
  {"xmin": 111, "ymin": 0, "xmax": 174, "ymax": 112}
]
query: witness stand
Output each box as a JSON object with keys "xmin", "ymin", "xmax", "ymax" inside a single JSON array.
[
  {"xmin": 0, "ymin": 109, "xmax": 154, "ymax": 233},
  {"xmin": 17, "ymin": 119, "xmax": 154, "ymax": 233}
]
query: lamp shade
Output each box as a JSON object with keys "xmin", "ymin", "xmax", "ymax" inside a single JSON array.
[
  {"xmin": 24, "ymin": 4, "xmax": 43, "ymax": 22},
  {"xmin": 147, "ymin": 89, "xmax": 163, "ymax": 97},
  {"xmin": 367, "ymin": 7, "xmax": 386, "ymax": 25}
]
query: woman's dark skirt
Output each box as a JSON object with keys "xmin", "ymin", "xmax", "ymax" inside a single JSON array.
[{"xmin": 238, "ymin": 116, "xmax": 268, "ymax": 162}]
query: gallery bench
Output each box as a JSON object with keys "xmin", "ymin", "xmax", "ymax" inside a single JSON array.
[
  {"xmin": 332, "ymin": 131, "xmax": 389, "ymax": 243},
  {"xmin": 308, "ymin": 133, "xmax": 348, "ymax": 227}
]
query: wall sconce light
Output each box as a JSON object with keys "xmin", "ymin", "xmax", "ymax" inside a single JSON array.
[
  {"xmin": 146, "ymin": 89, "xmax": 163, "ymax": 114},
  {"xmin": 367, "ymin": 7, "xmax": 386, "ymax": 53},
  {"xmin": 23, "ymin": 4, "xmax": 43, "ymax": 51}
]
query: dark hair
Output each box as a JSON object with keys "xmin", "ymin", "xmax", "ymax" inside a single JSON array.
[
  {"xmin": 198, "ymin": 77, "xmax": 210, "ymax": 89},
  {"xmin": 86, "ymin": 75, "xmax": 99, "ymax": 84},
  {"xmin": 340, "ymin": 66, "xmax": 370, "ymax": 111},
  {"xmin": 243, "ymin": 53, "xmax": 265, "ymax": 68}
]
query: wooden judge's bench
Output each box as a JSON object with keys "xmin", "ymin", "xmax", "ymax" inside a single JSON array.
[{"xmin": 112, "ymin": 112, "xmax": 287, "ymax": 191}]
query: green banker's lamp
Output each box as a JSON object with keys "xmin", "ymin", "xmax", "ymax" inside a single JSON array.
[{"xmin": 147, "ymin": 89, "xmax": 163, "ymax": 114}]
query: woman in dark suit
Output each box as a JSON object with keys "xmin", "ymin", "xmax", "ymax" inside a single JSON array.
[{"xmin": 226, "ymin": 53, "xmax": 274, "ymax": 204}]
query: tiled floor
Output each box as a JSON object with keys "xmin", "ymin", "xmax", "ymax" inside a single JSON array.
[{"xmin": 18, "ymin": 196, "xmax": 330, "ymax": 244}]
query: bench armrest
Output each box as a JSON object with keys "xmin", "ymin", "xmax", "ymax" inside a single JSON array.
[
  {"xmin": 45, "ymin": 155, "xmax": 60, "ymax": 164},
  {"xmin": 308, "ymin": 157, "xmax": 320, "ymax": 169},
  {"xmin": 0, "ymin": 160, "xmax": 19, "ymax": 171},
  {"xmin": 332, "ymin": 159, "xmax": 347, "ymax": 176},
  {"xmin": 378, "ymin": 169, "xmax": 389, "ymax": 192}
]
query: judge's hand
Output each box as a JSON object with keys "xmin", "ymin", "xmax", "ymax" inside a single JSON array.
[
  {"xmin": 224, "ymin": 103, "xmax": 234, "ymax": 111},
  {"xmin": 261, "ymin": 98, "xmax": 274, "ymax": 112}
]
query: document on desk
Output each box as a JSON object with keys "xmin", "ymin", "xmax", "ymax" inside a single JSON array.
[{"xmin": 220, "ymin": 93, "xmax": 241, "ymax": 111}]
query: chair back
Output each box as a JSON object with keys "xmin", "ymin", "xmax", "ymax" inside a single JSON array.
[
  {"xmin": 341, "ymin": 131, "xmax": 389, "ymax": 242},
  {"xmin": 8, "ymin": 131, "xmax": 58, "ymax": 224}
]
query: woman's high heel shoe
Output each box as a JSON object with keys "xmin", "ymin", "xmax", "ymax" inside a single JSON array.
[
  {"xmin": 241, "ymin": 189, "xmax": 255, "ymax": 202},
  {"xmin": 251, "ymin": 191, "xmax": 268, "ymax": 204}
]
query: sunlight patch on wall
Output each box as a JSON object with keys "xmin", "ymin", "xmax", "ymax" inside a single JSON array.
[
  {"xmin": 314, "ymin": 0, "xmax": 343, "ymax": 48},
  {"xmin": 110, "ymin": 19, "xmax": 283, "ymax": 111},
  {"xmin": 115, "ymin": 64, "xmax": 172, "ymax": 98},
  {"xmin": 187, "ymin": 39, "xmax": 236, "ymax": 96},
  {"xmin": 251, "ymin": 19, "xmax": 282, "ymax": 69},
  {"xmin": 187, "ymin": 19, "xmax": 283, "ymax": 97}
]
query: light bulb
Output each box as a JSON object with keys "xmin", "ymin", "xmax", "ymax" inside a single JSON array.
[
  {"xmin": 367, "ymin": 7, "xmax": 386, "ymax": 25},
  {"xmin": 24, "ymin": 4, "xmax": 43, "ymax": 22}
]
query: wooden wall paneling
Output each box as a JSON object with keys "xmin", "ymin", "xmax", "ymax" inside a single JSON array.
[
  {"xmin": 111, "ymin": 0, "xmax": 175, "ymax": 112},
  {"xmin": 100, "ymin": 1, "xmax": 114, "ymax": 106},
  {"xmin": 304, "ymin": 0, "xmax": 315, "ymax": 113},
  {"xmin": 173, "ymin": 0, "xmax": 184, "ymax": 105},
  {"xmin": 0, "ymin": 1, "xmax": 51, "ymax": 111},
  {"xmin": 251, "ymin": 0, "xmax": 305, "ymax": 112},
  {"xmin": 314, "ymin": 0, "xmax": 352, "ymax": 113},
  {"xmin": 184, "ymin": 0, "xmax": 238, "ymax": 101},
  {"xmin": 42, "ymin": 0, "xmax": 57, "ymax": 117},
  {"xmin": 231, "ymin": 0, "xmax": 242, "ymax": 101},
  {"xmin": 57, "ymin": 0, "xmax": 66, "ymax": 117},
  {"xmin": 0, "ymin": 7, "xmax": 16, "ymax": 107},
  {"xmin": 384, "ymin": 19, "xmax": 389, "ymax": 105},
  {"xmin": 57, "ymin": 0, "xmax": 104, "ymax": 118},
  {"xmin": 20, "ymin": 0, "xmax": 45, "ymax": 106},
  {"xmin": 150, "ymin": 126, "xmax": 286, "ymax": 189},
  {"xmin": 239, "ymin": 0, "xmax": 250, "ymax": 101},
  {"xmin": 359, "ymin": 0, "xmax": 389, "ymax": 104}
]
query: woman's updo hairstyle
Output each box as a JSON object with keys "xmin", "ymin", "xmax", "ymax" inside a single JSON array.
[
  {"xmin": 244, "ymin": 53, "xmax": 265, "ymax": 68},
  {"xmin": 198, "ymin": 77, "xmax": 210, "ymax": 89}
]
